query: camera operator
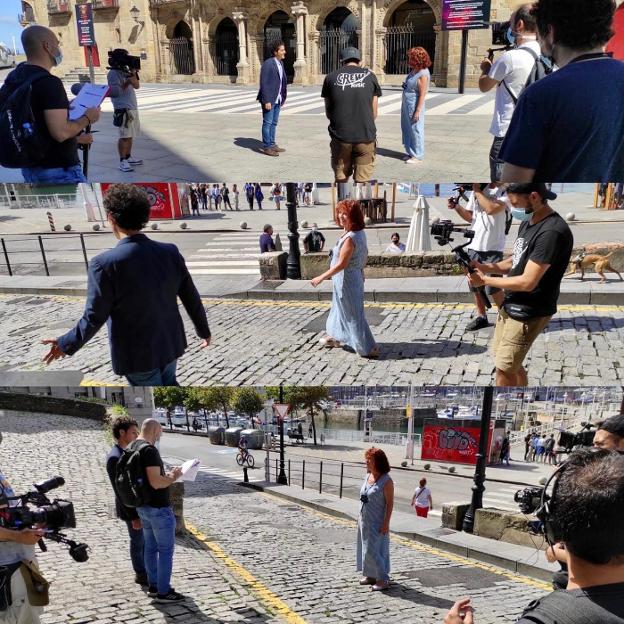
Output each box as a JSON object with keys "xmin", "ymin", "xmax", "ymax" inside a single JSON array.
[
  {"xmin": 467, "ymin": 183, "xmax": 573, "ymax": 387},
  {"xmin": 479, "ymin": 4, "xmax": 541, "ymax": 181},
  {"xmin": 448, "ymin": 183, "xmax": 509, "ymax": 331},
  {"xmin": 0, "ymin": 468, "xmax": 45, "ymax": 623},
  {"xmin": 594, "ymin": 415, "xmax": 624, "ymax": 451},
  {"xmin": 445, "ymin": 448, "xmax": 624, "ymax": 624},
  {"xmin": 107, "ymin": 49, "xmax": 142, "ymax": 173}
]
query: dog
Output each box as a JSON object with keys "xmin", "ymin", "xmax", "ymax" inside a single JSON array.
[{"xmin": 565, "ymin": 251, "xmax": 623, "ymax": 283}]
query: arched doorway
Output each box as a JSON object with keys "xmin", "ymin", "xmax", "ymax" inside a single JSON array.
[
  {"xmin": 169, "ymin": 20, "xmax": 195, "ymax": 75},
  {"xmin": 263, "ymin": 11, "xmax": 296, "ymax": 82},
  {"xmin": 214, "ymin": 18, "xmax": 239, "ymax": 76},
  {"xmin": 320, "ymin": 7, "xmax": 359, "ymax": 74},
  {"xmin": 384, "ymin": 0, "xmax": 436, "ymax": 75}
]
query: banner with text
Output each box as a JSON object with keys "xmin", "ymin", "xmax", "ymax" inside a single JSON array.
[{"xmin": 442, "ymin": 0, "xmax": 491, "ymax": 31}]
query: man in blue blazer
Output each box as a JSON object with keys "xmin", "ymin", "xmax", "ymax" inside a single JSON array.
[
  {"xmin": 41, "ymin": 184, "xmax": 211, "ymax": 386},
  {"xmin": 256, "ymin": 41, "xmax": 287, "ymax": 157}
]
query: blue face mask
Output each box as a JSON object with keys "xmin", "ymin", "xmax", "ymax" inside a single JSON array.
[
  {"xmin": 53, "ymin": 50, "xmax": 63, "ymax": 66},
  {"xmin": 512, "ymin": 208, "xmax": 531, "ymax": 222},
  {"xmin": 506, "ymin": 27, "xmax": 516, "ymax": 46}
]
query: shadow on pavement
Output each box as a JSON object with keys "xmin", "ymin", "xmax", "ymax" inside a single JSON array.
[
  {"xmin": 384, "ymin": 583, "xmax": 456, "ymax": 608},
  {"xmin": 233, "ymin": 137, "xmax": 265, "ymax": 154},
  {"xmin": 376, "ymin": 146, "xmax": 409, "ymax": 161},
  {"xmin": 151, "ymin": 594, "xmax": 272, "ymax": 623},
  {"xmin": 361, "ymin": 340, "xmax": 488, "ymax": 360},
  {"xmin": 545, "ymin": 315, "xmax": 624, "ymax": 333}
]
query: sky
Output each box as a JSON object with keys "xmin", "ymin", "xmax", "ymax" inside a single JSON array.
[{"xmin": 0, "ymin": 0, "xmax": 25, "ymax": 53}]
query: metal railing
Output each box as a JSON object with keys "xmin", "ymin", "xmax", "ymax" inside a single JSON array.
[
  {"xmin": 319, "ymin": 29, "xmax": 359, "ymax": 75},
  {"xmin": 47, "ymin": 0, "xmax": 71, "ymax": 14},
  {"xmin": 214, "ymin": 31, "xmax": 239, "ymax": 76},
  {"xmin": 76, "ymin": 0, "xmax": 119, "ymax": 8},
  {"xmin": 1, "ymin": 193, "xmax": 78, "ymax": 210},
  {"xmin": 384, "ymin": 27, "xmax": 436, "ymax": 75},
  {"xmin": 169, "ymin": 37, "xmax": 195, "ymax": 75}
]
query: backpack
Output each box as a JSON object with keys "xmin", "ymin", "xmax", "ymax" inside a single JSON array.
[
  {"xmin": 114, "ymin": 439, "xmax": 152, "ymax": 508},
  {"xmin": 502, "ymin": 47, "xmax": 553, "ymax": 106},
  {"xmin": 308, "ymin": 231, "xmax": 323, "ymax": 252},
  {"xmin": 505, "ymin": 208, "xmax": 513, "ymax": 235},
  {"xmin": 0, "ymin": 68, "xmax": 49, "ymax": 168},
  {"xmin": 520, "ymin": 589, "xmax": 624, "ymax": 624}
]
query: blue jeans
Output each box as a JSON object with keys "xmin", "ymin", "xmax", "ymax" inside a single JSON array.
[
  {"xmin": 21, "ymin": 164, "xmax": 86, "ymax": 184},
  {"xmin": 136, "ymin": 506, "xmax": 176, "ymax": 595},
  {"xmin": 261, "ymin": 102, "xmax": 281, "ymax": 148},
  {"xmin": 126, "ymin": 520, "xmax": 146, "ymax": 576},
  {"xmin": 125, "ymin": 359, "xmax": 178, "ymax": 386}
]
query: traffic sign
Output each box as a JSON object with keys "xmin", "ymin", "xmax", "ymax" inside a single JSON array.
[{"xmin": 273, "ymin": 403, "xmax": 290, "ymax": 421}]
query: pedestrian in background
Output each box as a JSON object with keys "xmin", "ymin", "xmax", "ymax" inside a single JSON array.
[
  {"xmin": 401, "ymin": 46, "xmax": 431, "ymax": 164},
  {"xmin": 357, "ymin": 447, "xmax": 393, "ymax": 591},
  {"xmin": 272, "ymin": 182, "xmax": 282, "ymax": 210},
  {"xmin": 221, "ymin": 183, "xmax": 232, "ymax": 210},
  {"xmin": 544, "ymin": 433, "xmax": 555, "ymax": 465},
  {"xmin": 499, "ymin": 434, "xmax": 510, "ymax": 466},
  {"xmin": 190, "ymin": 186, "xmax": 199, "ymax": 216},
  {"xmin": 244, "ymin": 183, "xmax": 255, "ymax": 210},
  {"xmin": 254, "ymin": 183, "xmax": 264, "ymax": 210},
  {"xmin": 105, "ymin": 415, "xmax": 147, "ymax": 587},
  {"xmin": 257, "ymin": 40, "xmax": 287, "ymax": 157},
  {"xmin": 259, "ymin": 224, "xmax": 276, "ymax": 253},
  {"xmin": 303, "ymin": 223, "xmax": 326, "ymax": 253},
  {"xmin": 411, "ymin": 478, "xmax": 433, "ymax": 518},
  {"xmin": 232, "ymin": 184, "xmax": 239, "ymax": 210},
  {"xmin": 385, "ymin": 233, "xmax": 406, "ymax": 254},
  {"xmin": 311, "ymin": 200, "xmax": 378, "ymax": 358}
]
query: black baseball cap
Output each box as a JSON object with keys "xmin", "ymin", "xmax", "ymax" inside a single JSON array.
[
  {"xmin": 340, "ymin": 47, "xmax": 361, "ymax": 62},
  {"xmin": 506, "ymin": 183, "xmax": 557, "ymax": 201}
]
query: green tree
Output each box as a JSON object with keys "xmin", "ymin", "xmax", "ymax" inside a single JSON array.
[
  {"xmin": 233, "ymin": 388, "xmax": 265, "ymax": 429},
  {"xmin": 153, "ymin": 387, "xmax": 187, "ymax": 428},
  {"xmin": 288, "ymin": 386, "xmax": 329, "ymax": 446},
  {"xmin": 188, "ymin": 387, "xmax": 234, "ymax": 428}
]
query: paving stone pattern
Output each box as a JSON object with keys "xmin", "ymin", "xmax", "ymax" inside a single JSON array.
[
  {"xmin": 1, "ymin": 411, "xmax": 549, "ymax": 623},
  {"xmin": 1, "ymin": 295, "xmax": 622, "ymax": 386}
]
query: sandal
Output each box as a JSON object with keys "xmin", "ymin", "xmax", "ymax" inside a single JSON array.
[
  {"xmin": 371, "ymin": 581, "xmax": 390, "ymax": 591},
  {"xmin": 359, "ymin": 577, "xmax": 376, "ymax": 586},
  {"xmin": 319, "ymin": 336, "xmax": 341, "ymax": 348}
]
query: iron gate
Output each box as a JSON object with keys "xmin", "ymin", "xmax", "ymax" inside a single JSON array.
[
  {"xmin": 169, "ymin": 37, "xmax": 195, "ymax": 75},
  {"xmin": 215, "ymin": 31, "xmax": 239, "ymax": 75},
  {"xmin": 384, "ymin": 26, "xmax": 436, "ymax": 75},
  {"xmin": 263, "ymin": 27, "xmax": 296, "ymax": 80},
  {"xmin": 319, "ymin": 28, "xmax": 359, "ymax": 74}
]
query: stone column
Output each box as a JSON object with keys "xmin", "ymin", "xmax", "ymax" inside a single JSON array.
[
  {"xmin": 291, "ymin": 1, "xmax": 309, "ymax": 85},
  {"xmin": 309, "ymin": 30, "xmax": 320, "ymax": 83},
  {"xmin": 374, "ymin": 28, "xmax": 387, "ymax": 76},
  {"xmin": 232, "ymin": 9, "xmax": 251, "ymax": 84},
  {"xmin": 359, "ymin": 0, "xmax": 368, "ymax": 66}
]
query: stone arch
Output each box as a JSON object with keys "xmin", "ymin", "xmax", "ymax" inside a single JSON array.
[
  {"xmin": 381, "ymin": 0, "xmax": 441, "ymax": 28},
  {"xmin": 164, "ymin": 12, "xmax": 191, "ymax": 40},
  {"xmin": 213, "ymin": 16, "xmax": 239, "ymax": 76},
  {"xmin": 167, "ymin": 19, "xmax": 195, "ymax": 75},
  {"xmin": 313, "ymin": 2, "xmax": 361, "ymax": 32},
  {"xmin": 260, "ymin": 9, "xmax": 297, "ymax": 80}
]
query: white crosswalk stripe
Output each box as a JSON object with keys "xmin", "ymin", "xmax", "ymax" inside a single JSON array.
[
  {"xmin": 65, "ymin": 83, "xmax": 494, "ymax": 116},
  {"xmin": 198, "ymin": 466, "xmax": 263, "ymax": 482}
]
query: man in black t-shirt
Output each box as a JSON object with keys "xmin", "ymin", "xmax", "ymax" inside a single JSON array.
[
  {"xmin": 105, "ymin": 416, "xmax": 147, "ymax": 586},
  {"xmin": 444, "ymin": 448, "xmax": 624, "ymax": 624},
  {"xmin": 467, "ymin": 183, "xmax": 573, "ymax": 387},
  {"xmin": 134, "ymin": 419, "xmax": 185, "ymax": 604},
  {"xmin": 303, "ymin": 224, "xmax": 325, "ymax": 253},
  {"xmin": 321, "ymin": 47, "xmax": 382, "ymax": 183},
  {"xmin": 0, "ymin": 25, "xmax": 100, "ymax": 184}
]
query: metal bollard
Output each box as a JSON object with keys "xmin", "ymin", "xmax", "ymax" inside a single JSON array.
[
  {"xmin": 46, "ymin": 211, "xmax": 56, "ymax": 232},
  {"xmin": 302, "ymin": 459, "xmax": 305, "ymax": 490},
  {"xmin": 243, "ymin": 466, "xmax": 249, "ymax": 483},
  {"xmin": 1, "ymin": 239, "xmax": 12, "ymax": 277},
  {"xmin": 79, "ymin": 233, "xmax": 89, "ymax": 271},
  {"xmin": 288, "ymin": 459, "xmax": 291, "ymax": 486},
  {"xmin": 339, "ymin": 463, "xmax": 344, "ymax": 499},
  {"xmin": 319, "ymin": 461, "xmax": 323, "ymax": 494},
  {"xmin": 38, "ymin": 236, "xmax": 50, "ymax": 276}
]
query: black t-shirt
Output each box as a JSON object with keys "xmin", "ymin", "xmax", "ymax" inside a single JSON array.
[
  {"xmin": 0, "ymin": 63, "xmax": 79, "ymax": 168},
  {"xmin": 304, "ymin": 230, "xmax": 325, "ymax": 252},
  {"xmin": 504, "ymin": 211, "xmax": 573, "ymax": 319},
  {"xmin": 321, "ymin": 66, "xmax": 382, "ymax": 143},
  {"xmin": 140, "ymin": 444, "xmax": 170, "ymax": 508},
  {"xmin": 517, "ymin": 584, "xmax": 624, "ymax": 623}
]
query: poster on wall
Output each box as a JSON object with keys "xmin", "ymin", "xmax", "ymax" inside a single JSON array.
[
  {"xmin": 441, "ymin": 0, "xmax": 491, "ymax": 31},
  {"xmin": 100, "ymin": 183, "xmax": 182, "ymax": 220},
  {"xmin": 421, "ymin": 420, "xmax": 494, "ymax": 465},
  {"xmin": 76, "ymin": 3, "xmax": 96, "ymax": 47}
]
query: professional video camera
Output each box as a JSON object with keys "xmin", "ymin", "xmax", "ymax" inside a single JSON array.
[
  {"xmin": 107, "ymin": 48, "xmax": 141, "ymax": 74},
  {"xmin": 557, "ymin": 422, "xmax": 598, "ymax": 453},
  {"xmin": 448, "ymin": 183, "xmax": 488, "ymax": 208},
  {"xmin": 0, "ymin": 476, "xmax": 89, "ymax": 562},
  {"xmin": 487, "ymin": 21, "xmax": 513, "ymax": 60},
  {"xmin": 514, "ymin": 485, "xmax": 545, "ymax": 515}
]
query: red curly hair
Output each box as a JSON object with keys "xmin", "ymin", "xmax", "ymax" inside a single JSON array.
[
  {"xmin": 365, "ymin": 447, "xmax": 391, "ymax": 475},
  {"xmin": 407, "ymin": 47, "xmax": 432, "ymax": 71},
  {"xmin": 335, "ymin": 199, "xmax": 365, "ymax": 232}
]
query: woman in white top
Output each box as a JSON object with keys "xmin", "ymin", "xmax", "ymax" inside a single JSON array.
[
  {"xmin": 385, "ymin": 233, "xmax": 406, "ymax": 254},
  {"xmin": 411, "ymin": 478, "xmax": 433, "ymax": 518}
]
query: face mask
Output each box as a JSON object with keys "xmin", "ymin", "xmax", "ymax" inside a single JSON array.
[
  {"xmin": 506, "ymin": 27, "xmax": 516, "ymax": 46},
  {"xmin": 154, "ymin": 438, "xmax": 161, "ymax": 450},
  {"xmin": 512, "ymin": 208, "xmax": 531, "ymax": 222},
  {"xmin": 47, "ymin": 43, "xmax": 63, "ymax": 67}
]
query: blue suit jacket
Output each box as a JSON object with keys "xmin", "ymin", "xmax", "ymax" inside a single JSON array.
[
  {"xmin": 257, "ymin": 57, "xmax": 287, "ymax": 106},
  {"xmin": 57, "ymin": 233, "xmax": 210, "ymax": 375}
]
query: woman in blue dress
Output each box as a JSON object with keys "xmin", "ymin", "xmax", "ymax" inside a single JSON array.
[
  {"xmin": 356, "ymin": 447, "xmax": 394, "ymax": 591},
  {"xmin": 310, "ymin": 200, "xmax": 378, "ymax": 358},
  {"xmin": 401, "ymin": 46, "xmax": 432, "ymax": 164}
]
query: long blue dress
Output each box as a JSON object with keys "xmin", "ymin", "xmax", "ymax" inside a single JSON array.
[
  {"xmin": 401, "ymin": 68, "xmax": 430, "ymax": 160},
  {"xmin": 326, "ymin": 230, "xmax": 376, "ymax": 356},
  {"xmin": 356, "ymin": 472, "xmax": 391, "ymax": 581}
]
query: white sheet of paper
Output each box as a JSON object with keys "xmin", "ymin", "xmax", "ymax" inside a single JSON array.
[
  {"xmin": 179, "ymin": 458, "xmax": 200, "ymax": 482},
  {"xmin": 68, "ymin": 83, "xmax": 109, "ymax": 121}
]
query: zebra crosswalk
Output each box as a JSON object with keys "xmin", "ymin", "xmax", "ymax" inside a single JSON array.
[
  {"xmin": 69, "ymin": 83, "xmax": 495, "ymax": 117},
  {"xmin": 197, "ymin": 466, "xmax": 264, "ymax": 483},
  {"xmin": 186, "ymin": 229, "xmax": 300, "ymax": 277}
]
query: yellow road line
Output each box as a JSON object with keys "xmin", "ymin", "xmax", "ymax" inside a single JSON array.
[
  {"xmin": 271, "ymin": 498, "xmax": 551, "ymax": 592},
  {"xmin": 185, "ymin": 522, "xmax": 307, "ymax": 624}
]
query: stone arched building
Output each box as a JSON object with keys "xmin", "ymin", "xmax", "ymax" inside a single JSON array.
[{"xmin": 21, "ymin": 0, "xmax": 527, "ymax": 87}]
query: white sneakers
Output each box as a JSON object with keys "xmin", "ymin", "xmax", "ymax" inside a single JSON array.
[
  {"xmin": 127, "ymin": 157, "xmax": 143, "ymax": 166},
  {"xmin": 119, "ymin": 159, "xmax": 134, "ymax": 172}
]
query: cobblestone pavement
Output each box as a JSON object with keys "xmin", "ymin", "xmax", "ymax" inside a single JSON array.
[
  {"xmin": 1, "ymin": 411, "xmax": 550, "ymax": 624},
  {"xmin": 1, "ymin": 294, "xmax": 622, "ymax": 386}
]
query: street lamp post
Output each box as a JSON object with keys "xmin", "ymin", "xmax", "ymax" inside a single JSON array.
[
  {"xmin": 462, "ymin": 386, "xmax": 494, "ymax": 533},
  {"xmin": 277, "ymin": 384, "xmax": 288, "ymax": 485},
  {"xmin": 285, "ymin": 183, "xmax": 301, "ymax": 279}
]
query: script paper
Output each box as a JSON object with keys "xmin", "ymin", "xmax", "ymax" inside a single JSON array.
[
  {"xmin": 68, "ymin": 83, "xmax": 109, "ymax": 121},
  {"xmin": 178, "ymin": 459, "xmax": 200, "ymax": 482}
]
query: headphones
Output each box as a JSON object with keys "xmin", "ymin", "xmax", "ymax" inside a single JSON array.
[{"xmin": 534, "ymin": 460, "xmax": 567, "ymax": 546}]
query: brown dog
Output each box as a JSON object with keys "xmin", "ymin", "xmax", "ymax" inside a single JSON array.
[{"xmin": 565, "ymin": 251, "xmax": 623, "ymax": 283}]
